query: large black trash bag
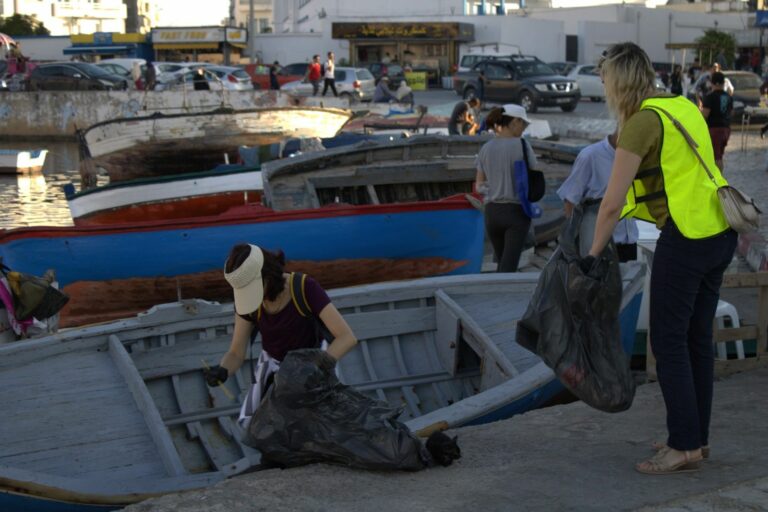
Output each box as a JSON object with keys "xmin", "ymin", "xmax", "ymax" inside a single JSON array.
[
  {"xmin": 244, "ymin": 349, "xmax": 431, "ymax": 471},
  {"xmin": 516, "ymin": 205, "xmax": 636, "ymax": 412}
]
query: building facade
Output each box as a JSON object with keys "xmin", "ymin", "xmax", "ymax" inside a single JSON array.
[
  {"xmin": 124, "ymin": 0, "xmax": 160, "ymax": 34},
  {"xmin": 4, "ymin": 0, "xmax": 127, "ymax": 35},
  {"xmin": 254, "ymin": 1, "xmax": 753, "ymax": 77},
  {"xmin": 233, "ymin": 0, "xmax": 272, "ymax": 33}
]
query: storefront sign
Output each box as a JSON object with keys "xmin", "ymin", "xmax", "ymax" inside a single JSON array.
[
  {"xmin": 757, "ymin": 10, "xmax": 768, "ymax": 27},
  {"xmin": 93, "ymin": 32, "xmax": 113, "ymax": 45},
  {"xmin": 332, "ymin": 22, "xmax": 474, "ymax": 42},
  {"xmin": 405, "ymin": 71, "xmax": 427, "ymax": 91},
  {"xmin": 226, "ymin": 28, "xmax": 247, "ymax": 43},
  {"xmin": 152, "ymin": 27, "xmax": 226, "ymax": 43}
]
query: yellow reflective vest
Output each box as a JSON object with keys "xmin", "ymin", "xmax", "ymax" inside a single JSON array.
[{"xmin": 620, "ymin": 96, "xmax": 730, "ymax": 239}]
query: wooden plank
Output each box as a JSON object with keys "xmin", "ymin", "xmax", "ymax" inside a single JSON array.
[
  {"xmin": 108, "ymin": 335, "xmax": 187, "ymax": 477},
  {"xmin": 434, "ymin": 297, "xmax": 461, "ymax": 376},
  {"xmin": 308, "ymin": 167, "xmax": 473, "ymax": 189},
  {"xmin": 722, "ymin": 272, "xmax": 768, "ymax": 288},
  {"xmin": 435, "ymin": 290, "xmax": 519, "ymax": 377},
  {"xmin": 713, "ymin": 326, "xmax": 759, "ymax": 343},
  {"xmin": 344, "ymin": 307, "xmax": 435, "ymax": 341},
  {"xmin": 366, "ymin": 184, "xmax": 380, "ymax": 205}
]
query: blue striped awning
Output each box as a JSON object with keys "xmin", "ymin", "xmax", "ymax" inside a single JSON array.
[{"xmin": 63, "ymin": 45, "xmax": 132, "ymax": 55}]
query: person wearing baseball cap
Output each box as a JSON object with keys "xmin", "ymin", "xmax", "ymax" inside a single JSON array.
[
  {"xmin": 203, "ymin": 243, "xmax": 357, "ymax": 426},
  {"xmin": 475, "ymin": 103, "xmax": 540, "ymax": 272}
]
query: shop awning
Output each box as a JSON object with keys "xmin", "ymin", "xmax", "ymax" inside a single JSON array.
[
  {"xmin": 230, "ymin": 43, "xmax": 247, "ymax": 49},
  {"xmin": 154, "ymin": 43, "xmax": 219, "ymax": 50},
  {"xmin": 63, "ymin": 45, "xmax": 132, "ymax": 55}
]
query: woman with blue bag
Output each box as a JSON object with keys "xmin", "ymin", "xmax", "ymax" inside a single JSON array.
[{"xmin": 475, "ymin": 104, "xmax": 543, "ymax": 272}]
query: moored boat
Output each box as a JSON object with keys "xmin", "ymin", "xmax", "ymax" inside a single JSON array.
[
  {"xmin": 0, "ymin": 149, "xmax": 47, "ymax": 174},
  {"xmin": 65, "ymin": 164, "xmax": 263, "ymax": 227},
  {"xmin": 79, "ymin": 106, "xmax": 352, "ymax": 183},
  {"xmin": 0, "ymin": 196, "xmax": 484, "ymax": 327},
  {"xmin": 0, "ymin": 266, "xmax": 644, "ymax": 511}
]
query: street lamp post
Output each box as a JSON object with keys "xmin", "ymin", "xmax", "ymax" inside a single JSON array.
[{"xmin": 249, "ymin": 0, "xmax": 255, "ymax": 64}]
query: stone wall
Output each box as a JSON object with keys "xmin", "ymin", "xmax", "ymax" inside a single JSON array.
[{"xmin": 0, "ymin": 90, "xmax": 355, "ymax": 139}]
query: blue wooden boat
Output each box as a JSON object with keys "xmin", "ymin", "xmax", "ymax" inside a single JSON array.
[
  {"xmin": 0, "ymin": 196, "xmax": 483, "ymax": 328},
  {"xmin": 0, "ymin": 266, "xmax": 644, "ymax": 511}
]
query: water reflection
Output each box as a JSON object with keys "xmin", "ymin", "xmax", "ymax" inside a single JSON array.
[{"xmin": 0, "ymin": 141, "xmax": 82, "ymax": 228}]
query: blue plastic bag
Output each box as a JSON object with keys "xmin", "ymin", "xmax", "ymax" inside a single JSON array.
[{"xmin": 513, "ymin": 160, "xmax": 542, "ymax": 219}]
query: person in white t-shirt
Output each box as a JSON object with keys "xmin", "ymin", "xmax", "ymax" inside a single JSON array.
[{"xmin": 322, "ymin": 51, "xmax": 338, "ymax": 97}]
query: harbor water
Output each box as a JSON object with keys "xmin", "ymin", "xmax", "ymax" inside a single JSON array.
[{"xmin": 0, "ymin": 140, "xmax": 101, "ymax": 228}]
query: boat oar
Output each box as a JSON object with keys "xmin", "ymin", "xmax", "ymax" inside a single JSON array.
[{"xmin": 201, "ymin": 359, "xmax": 235, "ymax": 400}]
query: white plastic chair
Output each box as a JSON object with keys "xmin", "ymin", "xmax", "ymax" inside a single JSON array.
[{"xmin": 715, "ymin": 300, "xmax": 745, "ymax": 360}]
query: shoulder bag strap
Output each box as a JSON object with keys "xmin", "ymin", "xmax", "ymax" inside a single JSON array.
[
  {"xmin": 521, "ymin": 138, "xmax": 531, "ymax": 170},
  {"xmin": 643, "ymin": 105, "xmax": 719, "ymax": 188}
]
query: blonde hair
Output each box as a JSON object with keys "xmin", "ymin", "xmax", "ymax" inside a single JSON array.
[{"xmin": 600, "ymin": 43, "xmax": 656, "ymax": 129}]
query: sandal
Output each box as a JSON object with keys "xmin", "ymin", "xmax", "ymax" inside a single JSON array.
[
  {"xmin": 651, "ymin": 441, "xmax": 710, "ymax": 459},
  {"xmin": 636, "ymin": 447, "xmax": 702, "ymax": 475}
]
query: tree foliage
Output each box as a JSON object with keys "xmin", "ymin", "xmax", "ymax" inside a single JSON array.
[
  {"xmin": 695, "ymin": 29, "xmax": 736, "ymax": 68},
  {"xmin": 0, "ymin": 14, "xmax": 50, "ymax": 36}
]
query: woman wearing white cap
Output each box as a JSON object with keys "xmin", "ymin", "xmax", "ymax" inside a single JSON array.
[
  {"xmin": 475, "ymin": 103, "xmax": 539, "ymax": 272},
  {"xmin": 204, "ymin": 244, "xmax": 357, "ymax": 426}
]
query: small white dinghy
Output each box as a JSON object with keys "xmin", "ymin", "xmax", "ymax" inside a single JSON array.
[{"xmin": 0, "ymin": 149, "xmax": 48, "ymax": 174}]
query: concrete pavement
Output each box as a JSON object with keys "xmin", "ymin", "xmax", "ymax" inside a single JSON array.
[{"xmin": 124, "ymin": 368, "xmax": 768, "ymax": 512}]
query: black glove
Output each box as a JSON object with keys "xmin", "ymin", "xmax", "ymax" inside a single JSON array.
[
  {"xmin": 203, "ymin": 365, "xmax": 229, "ymax": 387},
  {"xmin": 578, "ymin": 255, "xmax": 596, "ymax": 275}
]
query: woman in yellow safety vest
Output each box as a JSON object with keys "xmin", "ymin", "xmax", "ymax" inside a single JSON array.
[{"xmin": 585, "ymin": 42, "xmax": 737, "ymax": 475}]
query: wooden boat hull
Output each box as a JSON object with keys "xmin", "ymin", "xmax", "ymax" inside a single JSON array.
[
  {"xmin": 0, "ymin": 269, "xmax": 644, "ymax": 511},
  {"xmin": 81, "ymin": 107, "xmax": 352, "ymax": 182},
  {"xmin": 65, "ymin": 165, "xmax": 264, "ymax": 227},
  {"xmin": 0, "ymin": 198, "xmax": 484, "ymax": 327},
  {"xmin": 0, "ymin": 149, "xmax": 48, "ymax": 174}
]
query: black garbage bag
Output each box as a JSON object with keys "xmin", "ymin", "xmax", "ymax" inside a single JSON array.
[
  {"xmin": 516, "ymin": 205, "xmax": 636, "ymax": 412},
  {"xmin": 244, "ymin": 349, "xmax": 432, "ymax": 471}
]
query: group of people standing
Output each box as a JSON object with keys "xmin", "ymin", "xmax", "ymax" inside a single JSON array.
[
  {"xmin": 203, "ymin": 41, "xmax": 737, "ymax": 478},
  {"xmin": 305, "ymin": 52, "xmax": 338, "ymax": 96},
  {"xmin": 472, "ymin": 42, "xmax": 736, "ymax": 475}
]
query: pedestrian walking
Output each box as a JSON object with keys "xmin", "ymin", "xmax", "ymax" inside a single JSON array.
[
  {"xmin": 475, "ymin": 104, "xmax": 541, "ymax": 272},
  {"xmin": 322, "ymin": 51, "xmax": 338, "ymax": 97},
  {"xmin": 556, "ymin": 131, "xmax": 639, "ymax": 262},
  {"xmin": 269, "ymin": 61, "xmax": 281, "ymax": 90},
  {"xmin": 145, "ymin": 61, "xmax": 156, "ymax": 91},
  {"xmin": 306, "ymin": 55, "xmax": 322, "ymax": 96},
  {"xmin": 670, "ymin": 64, "xmax": 683, "ymax": 95},
  {"xmin": 203, "ymin": 244, "xmax": 357, "ymax": 427},
  {"xmin": 588, "ymin": 42, "xmax": 737, "ymax": 475},
  {"xmin": 701, "ymin": 71, "xmax": 733, "ymax": 171}
]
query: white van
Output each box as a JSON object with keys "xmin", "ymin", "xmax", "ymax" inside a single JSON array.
[{"xmin": 456, "ymin": 43, "xmax": 522, "ymax": 73}]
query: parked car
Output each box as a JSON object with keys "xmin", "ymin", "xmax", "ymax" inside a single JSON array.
[
  {"xmin": 153, "ymin": 62, "xmax": 215, "ymax": 91},
  {"xmin": 688, "ymin": 70, "xmax": 763, "ymax": 120},
  {"xmin": 28, "ymin": 62, "xmax": 129, "ymax": 91},
  {"xmin": 204, "ymin": 66, "xmax": 253, "ymax": 90},
  {"xmin": 95, "ymin": 62, "xmax": 132, "ymax": 79},
  {"xmin": 367, "ymin": 62, "xmax": 406, "ymax": 87},
  {"xmin": 243, "ymin": 62, "xmax": 306, "ymax": 90},
  {"xmin": 453, "ymin": 55, "xmax": 580, "ymax": 113},
  {"xmin": 548, "ymin": 61, "xmax": 577, "ymax": 76},
  {"xmin": 566, "ymin": 63, "xmax": 666, "ymax": 102},
  {"xmin": 97, "ymin": 58, "xmax": 145, "ymax": 73},
  {"xmin": 566, "ymin": 64, "xmax": 603, "ymax": 102},
  {"xmin": 281, "ymin": 67, "xmax": 376, "ymax": 102}
]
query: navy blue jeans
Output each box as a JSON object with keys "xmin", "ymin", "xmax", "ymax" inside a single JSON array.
[{"xmin": 650, "ymin": 222, "xmax": 737, "ymax": 451}]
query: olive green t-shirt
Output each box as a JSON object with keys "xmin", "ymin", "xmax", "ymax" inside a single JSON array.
[{"xmin": 617, "ymin": 98, "xmax": 673, "ymax": 228}]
